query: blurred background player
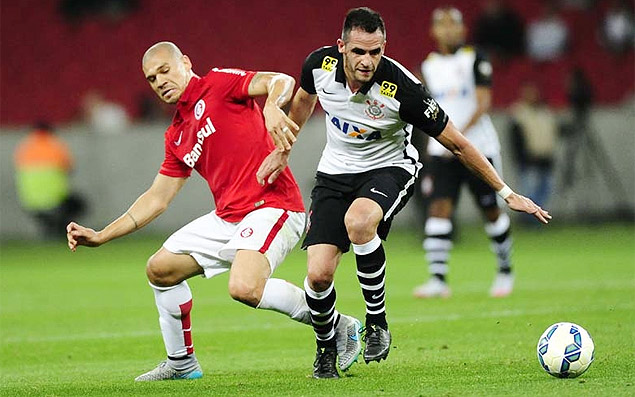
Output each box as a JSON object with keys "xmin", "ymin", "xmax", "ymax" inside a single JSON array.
[
  {"xmin": 509, "ymin": 81, "xmax": 558, "ymax": 210},
  {"xmin": 413, "ymin": 7, "xmax": 514, "ymax": 299},
  {"xmin": 66, "ymin": 42, "xmax": 361, "ymax": 381},
  {"xmin": 259, "ymin": 7, "xmax": 550, "ymax": 379},
  {"xmin": 13, "ymin": 122, "xmax": 86, "ymax": 238}
]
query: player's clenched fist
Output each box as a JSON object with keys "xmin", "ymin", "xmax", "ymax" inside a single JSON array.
[{"xmin": 66, "ymin": 222, "xmax": 102, "ymax": 251}]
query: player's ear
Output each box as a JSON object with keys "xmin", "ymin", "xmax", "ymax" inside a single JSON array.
[
  {"xmin": 337, "ymin": 39, "xmax": 345, "ymax": 53},
  {"xmin": 182, "ymin": 55, "xmax": 192, "ymax": 71}
]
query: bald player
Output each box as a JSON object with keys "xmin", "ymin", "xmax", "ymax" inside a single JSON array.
[{"xmin": 66, "ymin": 42, "xmax": 362, "ymax": 381}]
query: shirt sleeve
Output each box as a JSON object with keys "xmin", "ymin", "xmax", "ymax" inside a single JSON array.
[
  {"xmin": 300, "ymin": 48, "xmax": 330, "ymax": 95},
  {"xmin": 159, "ymin": 134, "xmax": 192, "ymax": 178},
  {"xmin": 397, "ymin": 83, "xmax": 449, "ymax": 137},
  {"xmin": 205, "ymin": 68, "xmax": 257, "ymax": 101},
  {"xmin": 473, "ymin": 49, "xmax": 493, "ymax": 87}
]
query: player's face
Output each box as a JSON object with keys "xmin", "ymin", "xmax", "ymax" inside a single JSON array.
[
  {"xmin": 143, "ymin": 49, "xmax": 192, "ymax": 104},
  {"xmin": 338, "ymin": 28, "xmax": 385, "ymax": 86},
  {"xmin": 432, "ymin": 13, "xmax": 465, "ymax": 50}
]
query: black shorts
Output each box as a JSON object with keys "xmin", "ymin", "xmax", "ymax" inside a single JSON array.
[
  {"xmin": 421, "ymin": 156, "xmax": 500, "ymax": 210},
  {"xmin": 302, "ymin": 167, "xmax": 416, "ymax": 253}
]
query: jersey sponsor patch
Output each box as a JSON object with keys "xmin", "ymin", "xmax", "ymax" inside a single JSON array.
[
  {"xmin": 478, "ymin": 61, "xmax": 493, "ymax": 77},
  {"xmin": 380, "ymin": 81, "xmax": 398, "ymax": 98},
  {"xmin": 321, "ymin": 56, "xmax": 338, "ymax": 72},
  {"xmin": 211, "ymin": 67, "xmax": 247, "ymax": 76},
  {"xmin": 423, "ymin": 98, "xmax": 440, "ymax": 121},
  {"xmin": 183, "ymin": 117, "xmax": 216, "ymax": 167}
]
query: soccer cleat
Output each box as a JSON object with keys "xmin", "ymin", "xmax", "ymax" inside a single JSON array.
[
  {"xmin": 134, "ymin": 360, "xmax": 203, "ymax": 382},
  {"xmin": 363, "ymin": 323, "xmax": 392, "ymax": 363},
  {"xmin": 334, "ymin": 314, "xmax": 363, "ymax": 371},
  {"xmin": 490, "ymin": 272, "xmax": 514, "ymax": 297},
  {"xmin": 412, "ymin": 277, "xmax": 451, "ymax": 298},
  {"xmin": 312, "ymin": 346, "xmax": 340, "ymax": 379}
]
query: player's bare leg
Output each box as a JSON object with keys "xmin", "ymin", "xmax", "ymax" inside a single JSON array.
[
  {"xmin": 136, "ymin": 248, "xmax": 204, "ymax": 381},
  {"xmin": 345, "ymin": 198, "xmax": 391, "ymax": 363},
  {"xmin": 414, "ymin": 198, "xmax": 454, "ymax": 299},
  {"xmin": 228, "ymin": 249, "xmax": 310, "ymax": 323},
  {"xmin": 482, "ymin": 207, "xmax": 514, "ymax": 297}
]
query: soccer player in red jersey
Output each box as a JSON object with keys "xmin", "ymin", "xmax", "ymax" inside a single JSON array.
[{"xmin": 66, "ymin": 42, "xmax": 361, "ymax": 381}]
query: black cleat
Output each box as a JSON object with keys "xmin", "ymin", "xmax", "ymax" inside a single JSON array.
[
  {"xmin": 363, "ymin": 323, "xmax": 392, "ymax": 363},
  {"xmin": 312, "ymin": 346, "xmax": 340, "ymax": 379}
]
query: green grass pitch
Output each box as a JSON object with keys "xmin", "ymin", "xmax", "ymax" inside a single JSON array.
[{"xmin": 1, "ymin": 224, "xmax": 633, "ymax": 396}]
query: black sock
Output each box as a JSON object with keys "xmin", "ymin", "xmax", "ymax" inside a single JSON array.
[
  {"xmin": 304, "ymin": 278, "xmax": 339, "ymax": 348},
  {"xmin": 353, "ymin": 236, "xmax": 388, "ymax": 329}
]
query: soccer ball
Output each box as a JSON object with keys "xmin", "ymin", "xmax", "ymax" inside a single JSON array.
[{"xmin": 536, "ymin": 322, "xmax": 595, "ymax": 378}]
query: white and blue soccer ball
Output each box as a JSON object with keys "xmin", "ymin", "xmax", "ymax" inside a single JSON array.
[{"xmin": 537, "ymin": 322, "xmax": 595, "ymax": 378}]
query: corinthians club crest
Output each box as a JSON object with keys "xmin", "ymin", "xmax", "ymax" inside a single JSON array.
[{"xmin": 364, "ymin": 99, "xmax": 385, "ymax": 120}]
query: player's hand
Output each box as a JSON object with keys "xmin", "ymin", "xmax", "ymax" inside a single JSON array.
[
  {"xmin": 66, "ymin": 222, "xmax": 103, "ymax": 251},
  {"xmin": 256, "ymin": 149, "xmax": 289, "ymax": 186},
  {"xmin": 505, "ymin": 193, "xmax": 552, "ymax": 224},
  {"xmin": 262, "ymin": 104, "xmax": 299, "ymax": 151}
]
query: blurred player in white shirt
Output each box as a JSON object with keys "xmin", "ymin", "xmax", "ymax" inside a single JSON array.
[{"xmin": 413, "ymin": 7, "xmax": 515, "ymax": 299}]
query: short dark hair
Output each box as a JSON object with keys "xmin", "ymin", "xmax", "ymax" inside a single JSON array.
[{"xmin": 342, "ymin": 7, "xmax": 385, "ymax": 41}]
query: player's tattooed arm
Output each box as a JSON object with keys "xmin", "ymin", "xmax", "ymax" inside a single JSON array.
[
  {"xmin": 66, "ymin": 174, "xmax": 187, "ymax": 251},
  {"xmin": 436, "ymin": 121, "xmax": 552, "ymax": 224},
  {"xmin": 249, "ymin": 72, "xmax": 300, "ymax": 151}
]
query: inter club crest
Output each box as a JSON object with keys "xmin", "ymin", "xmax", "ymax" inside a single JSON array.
[
  {"xmin": 364, "ymin": 99, "xmax": 385, "ymax": 120},
  {"xmin": 194, "ymin": 99, "xmax": 206, "ymax": 120}
]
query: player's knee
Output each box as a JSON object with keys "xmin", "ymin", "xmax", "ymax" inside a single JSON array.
[
  {"xmin": 306, "ymin": 266, "xmax": 335, "ymax": 291},
  {"xmin": 228, "ymin": 278, "xmax": 261, "ymax": 308},
  {"xmin": 344, "ymin": 211, "xmax": 377, "ymax": 244},
  {"xmin": 146, "ymin": 254, "xmax": 178, "ymax": 287}
]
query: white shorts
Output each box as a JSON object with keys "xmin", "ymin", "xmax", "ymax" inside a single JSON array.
[{"xmin": 163, "ymin": 207, "xmax": 306, "ymax": 279}]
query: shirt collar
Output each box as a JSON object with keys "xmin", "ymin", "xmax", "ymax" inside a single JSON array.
[{"xmin": 335, "ymin": 53, "xmax": 385, "ymax": 96}]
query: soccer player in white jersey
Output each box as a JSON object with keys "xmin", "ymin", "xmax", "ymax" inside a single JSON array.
[
  {"xmin": 257, "ymin": 7, "xmax": 550, "ymax": 379},
  {"xmin": 412, "ymin": 7, "xmax": 515, "ymax": 299},
  {"xmin": 66, "ymin": 41, "xmax": 362, "ymax": 381}
]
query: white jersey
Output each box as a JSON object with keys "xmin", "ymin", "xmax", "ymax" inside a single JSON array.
[
  {"xmin": 300, "ymin": 46, "xmax": 449, "ymax": 176},
  {"xmin": 421, "ymin": 46, "xmax": 500, "ymax": 158}
]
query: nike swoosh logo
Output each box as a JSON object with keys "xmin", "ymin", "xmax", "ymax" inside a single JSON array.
[
  {"xmin": 174, "ymin": 131, "xmax": 183, "ymax": 146},
  {"xmin": 321, "ymin": 88, "xmax": 336, "ymax": 95},
  {"xmin": 370, "ymin": 187, "xmax": 388, "ymax": 198},
  {"xmin": 371, "ymin": 291, "xmax": 385, "ymax": 300}
]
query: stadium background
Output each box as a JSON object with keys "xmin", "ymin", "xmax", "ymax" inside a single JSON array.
[
  {"xmin": 0, "ymin": 1, "xmax": 634, "ymax": 395},
  {"xmin": 1, "ymin": 0, "xmax": 633, "ymax": 239}
]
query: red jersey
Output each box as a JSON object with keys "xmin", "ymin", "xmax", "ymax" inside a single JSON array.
[{"xmin": 159, "ymin": 68, "xmax": 305, "ymax": 222}]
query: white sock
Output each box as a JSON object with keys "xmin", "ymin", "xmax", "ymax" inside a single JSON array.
[
  {"xmin": 151, "ymin": 281, "xmax": 195, "ymax": 366},
  {"xmin": 257, "ymin": 278, "xmax": 311, "ymax": 325}
]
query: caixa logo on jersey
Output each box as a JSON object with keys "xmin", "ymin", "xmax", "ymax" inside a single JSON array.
[
  {"xmin": 328, "ymin": 114, "xmax": 382, "ymax": 141},
  {"xmin": 183, "ymin": 117, "xmax": 216, "ymax": 167}
]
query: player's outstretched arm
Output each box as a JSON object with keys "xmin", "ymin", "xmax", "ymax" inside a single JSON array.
[
  {"xmin": 248, "ymin": 72, "xmax": 300, "ymax": 151},
  {"xmin": 66, "ymin": 174, "xmax": 187, "ymax": 251},
  {"xmin": 435, "ymin": 121, "xmax": 552, "ymax": 224}
]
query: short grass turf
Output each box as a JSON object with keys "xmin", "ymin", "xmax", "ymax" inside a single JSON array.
[{"xmin": 1, "ymin": 224, "xmax": 633, "ymax": 396}]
